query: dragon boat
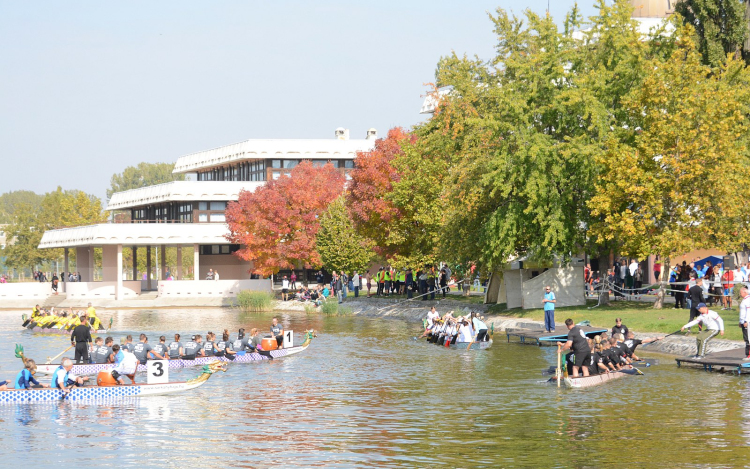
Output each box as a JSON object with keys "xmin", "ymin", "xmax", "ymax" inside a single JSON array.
[
  {"xmin": 422, "ymin": 320, "xmax": 494, "ymax": 351},
  {"xmin": 0, "ymin": 362, "xmax": 226, "ymax": 404},
  {"xmin": 35, "ymin": 330, "xmax": 317, "ymax": 376},
  {"xmin": 547, "ymin": 368, "xmax": 641, "ymax": 389},
  {"xmin": 22, "ymin": 314, "xmax": 111, "ymax": 335}
]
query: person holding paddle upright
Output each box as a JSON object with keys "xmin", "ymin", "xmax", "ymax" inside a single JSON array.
[
  {"xmin": 557, "ymin": 319, "xmax": 590, "ymax": 378},
  {"xmin": 681, "ymin": 303, "xmax": 724, "ymax": 359}
]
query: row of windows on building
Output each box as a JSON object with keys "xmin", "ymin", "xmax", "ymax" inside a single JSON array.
[
  {"xmin": 196, "ymin": 159, "xmax": 356, "ymax": 182},
  {"xmin": 131, "ymin": 201, "xmax": 228, "ymax": 223}
]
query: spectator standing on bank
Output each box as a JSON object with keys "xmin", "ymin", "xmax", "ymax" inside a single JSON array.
[
  {"xmin": 542, "ymin": 286, "xmax": 556, "ymax": 333},
  {"xmin": 290, "ymin": 271, "xmax": 297, "ymax": 289},
  {"xmin": 352, "ymin": 271, "xmax": 360, "ymax": 298}
]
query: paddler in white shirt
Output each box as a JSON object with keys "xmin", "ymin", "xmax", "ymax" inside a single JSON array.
[
  {"xmin": 681, "ymin": 302, "xmax": 724, "ymax": 359},
  {"xmin": 420, "ymin": 307, "xmax": 440, "ymax": 339}
]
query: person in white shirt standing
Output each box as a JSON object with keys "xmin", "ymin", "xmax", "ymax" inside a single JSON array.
[
  {"xmin": 681, "ymin": 303, "xmax": 724, "ymax": 358},
  {"xmin": 739, "ymin": 287, "xmax": 750, "ymax": 359}
]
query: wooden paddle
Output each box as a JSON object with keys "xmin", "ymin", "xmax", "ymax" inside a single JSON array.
[
  {"xmin": 47, "ymin": 345, "xmax": 73, "ymax": 364},
  {"xmin": 642, "ymin": 330, "xmax": 681, "ymax": 347},
  {"xmin": 556, "ymin": 344, "xmax": 562, "ymax": 388},
  {"xmin": 466, "ymin": 336, "xmax": 476, "ymax": 351}
]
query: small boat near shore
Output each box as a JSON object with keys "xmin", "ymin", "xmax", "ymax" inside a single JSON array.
[
  {"xmin": 35, "ymin": 330, "xmax": 317, "ymax": 376},
  {"xmin": 0, "ymin": 362, "xmax": 226, "ymax": 404},
  {"xmin": 548, "ymin": 368, "xmax": 641, "ymax": 389},
  {"xmin": 447, "ymin": 339, "xmax": 493, "ymax": 350}
]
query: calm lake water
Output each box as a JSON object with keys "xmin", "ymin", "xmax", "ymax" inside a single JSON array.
[{"xmin": 0, "ymin": 308, "xmax": 749, "ymax": 468}]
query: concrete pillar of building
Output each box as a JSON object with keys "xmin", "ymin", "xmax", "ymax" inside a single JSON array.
[
  {"xmin": 63, "ymin": 248, "xmax": 69, "ymax": 293},
  {"xmin": 116, "ymin": 244, "xmax": 123, "ymax": 300},
  {"xmin": 176, "ymin": 246, "xmax": 183, "ymax": 280},
  {"xmin": 75, "ymin": 247, "xmax": 93, "ymax": 282},
  {"xmin": 160, "ymin": 244, "xmax": 166, "ymax": 280},
  {"xmin": 101, "ymin": 245, "xmax": 118, "ymax": 282},
  {"xmin": 193, "ymin": 244, "xmax": 200, "ymax": 282},
  {"xmin": 146, "ymin": 246, "xmax": 152, "ymax": 291},
  {"xmin": 132, "ymin": 246, "xmax": 138, "ymax": 281}
]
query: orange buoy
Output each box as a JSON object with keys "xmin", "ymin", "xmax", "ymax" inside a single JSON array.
[
  {"xmin": 261, "ymin": 337, "xmax": 278, "ymax": 351},
  {"xmin": 97, "ymin": 370, "xmax": 118, "ymax": 386}
]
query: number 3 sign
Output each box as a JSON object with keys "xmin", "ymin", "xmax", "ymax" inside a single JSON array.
[
  {"xmin": 284, "ymin": 330, "xmax": 294, "ymax": 348},
  {"xmin": 147, "ymin": 360, "xmax": 169, "ymax": 384}
]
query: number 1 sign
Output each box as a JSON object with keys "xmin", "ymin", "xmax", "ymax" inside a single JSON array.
[{"xmin": 284, "ymin": 330, "xmax": 294, "ymax": 348}]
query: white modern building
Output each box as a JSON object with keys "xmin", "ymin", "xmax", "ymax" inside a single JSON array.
[{"xmin": 35, "ymin": 128, "xmax": 377, "ymax": 300}]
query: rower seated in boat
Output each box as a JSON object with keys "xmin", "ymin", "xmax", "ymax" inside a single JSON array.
[
  {"xmin": 215, "ymin": 330, "xmax": 237, "ymax": 360},
  {"xmin": 232, "ymin": 328, "xmax": 252, "ymax": 352},
  {"xmin": 154, "ymin": 336, "xmax": 169, "ymax": 359},
  {"xmin": 203, "ymin": 332, "xmax": 216, "ymax": 357},
  {"xmin": 623, "ymin": 331, "xmax": 663, "ymax": 361},
  {"xmin": 91, "ymin": 337, "xmax": 112, "ymax": 364},
  {"xmin": 15, "ymin": 359, "xmax": 48, "ymax": 389},
  {"xmin": 271, "ymin": 318, "xmax": 284, "ymax": 349},
  {"xmin": 167, "ymin": 334, "xmax": 184, "ymax": 360},
  {"xmin": 134, "ymin": 334, "xmax": 166, "ymax": 365},
  {"xmin": 457, "ymin": 318, "xmax": 474, "ymax": 343},
  {"xmin": 52, "ymin": 358, "xmax": 89, "ymax": 392},
  {"xmin": 248, "ymin": 328, "xmax": 262, "ymax": 351},
  {"xmin": 111, "ymin": 346, "xmax": 138, "ymax": 385},
  {"xmin": 183, "ymin": 335, "xmax": 203, "ymax": 360},
  {"xmin": 420, "ymin": 307, "xmax": 440, "ymax": 339}
]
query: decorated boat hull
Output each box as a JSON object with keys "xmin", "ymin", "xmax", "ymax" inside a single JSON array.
[
  {"xmin": 0, "ymin": 363, "xmax": 225, "ymax": 404},
  {"xmin": 447, "ymin": 339, "xmax": 493, "ymax": 350},
  {"xmin": 548, "ymin": 368, "xmax": 640, "ymax": 389},
  {"xmin": 36, "ymin": 332, "xmax": 316, "ymax": 376},
  {"xmin": 29, "ymin": 326, "xmax": 107, "ymax": 335}
]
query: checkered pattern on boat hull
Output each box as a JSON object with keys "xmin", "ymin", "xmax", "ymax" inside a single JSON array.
[{"xmin": 0, "ymin": 385, "xmax": 143, "ymax": 404}]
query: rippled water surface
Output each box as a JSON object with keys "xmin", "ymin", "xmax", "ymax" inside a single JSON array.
[{"xmin": 1, "ymin": 308, "xmax": 750, "ymax": 467}]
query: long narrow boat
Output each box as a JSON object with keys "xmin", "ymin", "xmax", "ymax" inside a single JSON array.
[
  {"xmin": 548, "ymin": 368, "xmax": 640, "ymax": 389},
  {"xmin": 22, "ymin": 315, "xmax": 112, "ymax": 335},
  {"xmin": 447, "ymin": 339, "xmax": 493, "ymax": 350},
  {"xmin": 0, "ymin": 362, "xmax": 226, "ymax": 404},
  {"xmin": 35, "ymin": 330, "xmax": 317, "ymax": 376}
]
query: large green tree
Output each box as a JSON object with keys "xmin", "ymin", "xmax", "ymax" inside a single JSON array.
[
  {"xmin": 675, "ymin": 0, "xmax": 749, "ymax": 67},
  {"xmin": 107, "ymin": 162, "xmax": 184, "ymax": 199},
  {"xmin": 317, "ymin": 196, "xmax": 375, "ymax": 273},
  {"xmin": 0, "ymin": 191, "xmax": 44, "ymax": 224}
]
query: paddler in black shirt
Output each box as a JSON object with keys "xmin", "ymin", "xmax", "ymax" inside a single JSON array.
[
  {"xmin": 612, "ymin": 318, "xmax": 628, "ymax": 338},
  {"xmin": 71, "ymin": 315, "xmax": 92, "ymax": 364},
  {"xmin": 557, "ymin": 318, "xmax": 591, "ymax": 377}
]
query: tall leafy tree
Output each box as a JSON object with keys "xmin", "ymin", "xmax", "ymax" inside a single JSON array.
[
  {"xmin": 316, "ymin": 196, "xmax": 375, "ymax": 273},
  {"xmin": 107, "ymin": 162, "xmax": 185, "ymax": 199},
  {"xmin": 225, "ymin": 161, "xmax": 345, "ymax": 276},
  {"xmin": 675, "ymin": 0, "xmax": 749, "ymax": 67},
  {"xmin": 0, "ymin": 191, "xmax": 44, "ymax": 224},
  {"xmin": 588, "ymin": 29, "xmax": 750, "ymax": 259},
  {"xmin": 2, "ymin": 203, "xmax": 50, "ymax": 270}
]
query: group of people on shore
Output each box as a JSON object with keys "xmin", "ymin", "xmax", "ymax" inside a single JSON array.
[{"xmin": 419, "ymin": 307, "xmax": 489, "ymax": 345}]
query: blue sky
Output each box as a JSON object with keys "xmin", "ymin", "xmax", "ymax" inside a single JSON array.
[{"xmin": 0, "ymin": 1, "xmax": 600, "ymax": 201}]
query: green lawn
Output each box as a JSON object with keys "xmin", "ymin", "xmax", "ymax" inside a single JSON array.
[{"xmin": 488, "ymin": 300, "xmax": 744, "ymax": 342}]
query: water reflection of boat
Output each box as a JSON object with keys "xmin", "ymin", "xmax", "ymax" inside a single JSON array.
[
  {"xmin": 0, "ymin": 362, "xmax": 225, "ymax": 404},
  {"xmin": 35, "ymin": 330, "xmax": 317, "ymax": 376},
  {"xmin": 548, "ymin": 369, "xmax": 640, "ymax": 389},
  {"xmin": 447, "ymin": 340, "xmax": 493, "ymax": 350}
]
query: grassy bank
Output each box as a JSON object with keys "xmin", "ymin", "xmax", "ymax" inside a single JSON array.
[{"xmin": 489, "ymin": 300, "xmax": 744, "ymax": 342}]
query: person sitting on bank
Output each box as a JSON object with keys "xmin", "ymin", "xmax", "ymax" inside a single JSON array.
[
  {"xmin": 557, "ymin": 318, "xmax": 591, "ymax": 378},
  {"xmin": 681, "ymin": 303, "xmax": 724, "ymax": 359},
  {"xmin": 15, "ymin": 358, "xmax": 48, "ymax": 389},
  {"xmin": 271, "ymin": 317, "xmax": 284, "ymax": 349}
]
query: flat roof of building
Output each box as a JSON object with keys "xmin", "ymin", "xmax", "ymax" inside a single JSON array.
[
  {"xmin": 106, "ymin": 181, "xmax": 264, "ymax": 211},
  {"xmin": 173, "ymin": 137, "xmax": 376, "ymax": 174},
  {"xmin": 38, "ymin": 223, "xmax": 231, "ymax": 249}
]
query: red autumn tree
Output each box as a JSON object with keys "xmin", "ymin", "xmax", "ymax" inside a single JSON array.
[
  {"xmin": 225, "ymin": 161, "xmax": 345, "ymax": 276},
  {"xmin": 346, "ymin": 127, "xmax": 415, "ymax": 253}
]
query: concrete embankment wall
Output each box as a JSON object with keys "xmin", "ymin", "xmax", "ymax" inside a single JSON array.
[{"xmin": 337, "ymin": 298, "xmax": 742, "ymax": 358}]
